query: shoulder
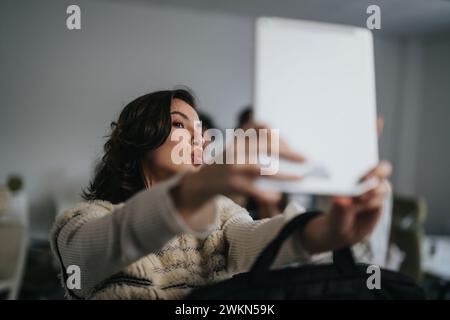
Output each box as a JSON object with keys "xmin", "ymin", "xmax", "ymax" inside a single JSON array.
[
  {"xmin": 50, "ymin": 200, "xmax": 119, "ymax": 241},
  {"xmin": 58, "ymin": 200, "xmax": 116, "ymax": 224}
]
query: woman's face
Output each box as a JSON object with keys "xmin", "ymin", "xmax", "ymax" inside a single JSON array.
[{"xmin": 143, "ymin": 98, "xmax": 204, "ymax": 184}]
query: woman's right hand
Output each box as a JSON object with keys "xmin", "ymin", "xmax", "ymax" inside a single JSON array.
[
  {"xmin": 170, "ymin": 163, "xmax": 301, "ymax": 225},
  {"xmin": 171, "ymin": 121, "xmax": 303, "ymax": 229}
]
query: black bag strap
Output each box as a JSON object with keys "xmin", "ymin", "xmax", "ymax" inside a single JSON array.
[
  {"xmin": 333, "ymin": 247, "xmax": 359, "ymax": 276},
  {"xmin": 250, "ymin": 210, "xmax": 358, "ymax": 280}
]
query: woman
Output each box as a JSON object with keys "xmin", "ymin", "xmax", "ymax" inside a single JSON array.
[{"xmin": 50, "ymin": 88, "xmax": 392, "ymax": 299}]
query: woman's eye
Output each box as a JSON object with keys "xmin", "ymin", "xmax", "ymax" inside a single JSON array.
[{"xmin": 173, "ymin": 121, "xmax": 185, "ymax": 129}]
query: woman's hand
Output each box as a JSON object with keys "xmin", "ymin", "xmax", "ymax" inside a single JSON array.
[
  {"xmin": 240, "ymin": 121, "xmax": 305, "ymax": 162},
  {"xmin": 171, "ymin": 121, "xmax": 304, "ymax": 226},
  {"xmin": 299, "ymin": 161, "xmax": 393, "ymax": 254},
  {"xmin": 229, "ymin": 121, "xmax": 305, "ymax": 219},
  {"xmin": 171, "ymin": 163, "xmax": 300, "ymax": 224}
]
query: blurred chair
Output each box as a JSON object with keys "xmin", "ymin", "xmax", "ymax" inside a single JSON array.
[
  {"xmin": 389, "ymin": 194, "xmax": 427, "ymax": 283},
  {"xmin": 0, "ymin": 215, "xmax": 28, "ymax": 299}
]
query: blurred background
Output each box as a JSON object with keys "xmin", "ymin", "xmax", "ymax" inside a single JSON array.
[{"xmin": 0, "ymin": 0, "xmax": 449, "ymax": 299}]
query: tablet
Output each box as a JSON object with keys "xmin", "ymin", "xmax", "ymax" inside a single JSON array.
[{"xmin": 253, "ymin": 17, "xmax": 379, "ymax": 196}]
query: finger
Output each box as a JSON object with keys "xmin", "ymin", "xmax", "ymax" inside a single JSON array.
[
  {"xmin": 376, "ymin": 117, "xmax": 384, "ymax": 138},
  {"xmin": 266, "ymin": 172, "xmax": 303, "ymax": 181},
  {"xmin": 231, "ymin": 164, "xmax": 261, "ymax": 177},
  {"xmin": 359, "ymin": 160, "xmax": 392, "ymax": 182},
  {"xmin": 242, "ymin": 122, "xmax": 269, "ymax": 131},
  {"xmin": 247, "ymin": 189, "xmax": 281, "ymax": 205},
  {"xmin": 354, "ymin": 181, "xmax": 388, "ymax": 203},
  {"xmin": 338, "ymin": 185, "xmax": 386, "ymax": 216},
  {"xmin": 252, "ymin": 124, "xmax": 305, "ymax": 163},
  {"xmin": 267, "ymin": 138, "xmax": 305, "ymax": 162},
  {"xmin": 232, "ymin": 164, "xmax": 302, "ymax": 181},
  {"xmin": 362, "ymin": 160, "xmax": 393, "ymax": 181},
  {"xmin": 253, "ymin": 123, "xmax": 270, "ymax": 130},
  {"xmin": 331, "ymin": 196, "xmax": 353, "ymax": 210},
  {"xmin": 231, "ymin": 176, "xmax": 282, "ymax": 204},
  {"xmin": 357, "ymin": 194, "xmax": 385, "ymax": 213},
  {"xmin": 279, "ymin": 149, "xmax": 306, "ymax": 162}
]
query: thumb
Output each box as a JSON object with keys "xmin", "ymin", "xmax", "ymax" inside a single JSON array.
[{"xmin": 331, "ymin": 197, "xmax": 352, "ymax": 213}]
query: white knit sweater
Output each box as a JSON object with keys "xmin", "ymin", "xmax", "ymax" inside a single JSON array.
[{"xmin": 50, "ymin": 173, "xmax": 386, "ymax": 299}]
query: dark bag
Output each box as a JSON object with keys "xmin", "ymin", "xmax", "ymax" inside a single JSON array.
[{"xmin": 187, "ymin": 210, "xmax": 426, "ymax": 299}]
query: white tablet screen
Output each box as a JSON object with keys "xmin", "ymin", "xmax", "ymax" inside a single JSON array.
[{"xmin": 254, "ymin": 17, "xmax": 379, "ymax": 196}]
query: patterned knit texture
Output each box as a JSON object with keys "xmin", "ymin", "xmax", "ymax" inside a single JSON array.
[
  {"xmin": 51, "ymin": 195, "xmax": 299, "ymax": 299},
  {"xmin": 50, "ymin": 191, "xmax": 376, "ymax": 300}
]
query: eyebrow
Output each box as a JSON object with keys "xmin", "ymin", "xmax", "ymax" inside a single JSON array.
[{"xmin": 170, "ymin": 111, "xmax": 190, "ymax": 121}]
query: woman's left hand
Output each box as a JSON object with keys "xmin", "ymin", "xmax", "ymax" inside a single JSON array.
[{"xmin": 299, "ymin": 161, "xmax": 393, "ymax": 254}]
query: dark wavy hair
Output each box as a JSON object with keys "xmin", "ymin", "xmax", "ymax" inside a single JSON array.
[{"xmin": 82, "ymin": 89, "xmax": 197, "ymax": 204}]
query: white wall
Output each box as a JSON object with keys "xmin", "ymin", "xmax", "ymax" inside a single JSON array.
[
  {"xmin": 416, "ymin": 33, "xmax": 450, "ymax": 234},
  {"xmin": 1, "ymin": 0, "xmax": 446, "ymax": 236},
  {"xmin": 375, "ymin": 33, "xmax": 450, "ymax": 234},
  {"xmin": 0, "ymin": 0, "xmax": 253, "ymax": 237},
  {"xmin": 373, "ymin": 36, "xmax": 405, "ymax": 164},
  {"xmin": 392, "ymin": 38, "xmax": 424, "ymax": 196}
]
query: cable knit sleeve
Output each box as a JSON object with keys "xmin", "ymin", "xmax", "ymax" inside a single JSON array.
[
  {"xmin": 222, "ymin": 198, "xmax": 313, "ymax": 275},
  {"xmin": 51, "ymin": 173, "xmax": 218, "ymax": 297}
]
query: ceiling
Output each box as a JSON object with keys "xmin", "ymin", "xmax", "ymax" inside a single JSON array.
[{"xmin": 139, "ymin": 0, "xmax": 450, "ymax": 35}]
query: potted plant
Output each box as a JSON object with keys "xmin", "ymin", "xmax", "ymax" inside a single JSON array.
[{"xmin": 6, "ymin": 175, "xmax": 28, "ymax": 219}]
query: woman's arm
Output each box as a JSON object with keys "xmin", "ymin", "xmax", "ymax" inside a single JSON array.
[
  {"xmin": 224, "ymin": 200, "xmax": 312, "ymax": 274},
  {"xmin": 224, "ymin": 180, "xmax": 392, "ymax": 275},
  {"xmin": 54, "ymin": 173, "xmax": 215, "ymax": 297},
  {"xmin": 55, "ymin": 161, "xmax": 299, "ymax": 297},
  {"xmin": 300, "ymin": 182, "xmax": 393, "ymax": 266},
  {"xmin": 214, "ymin": 160, "xmax": 392, "ymax": 273}
]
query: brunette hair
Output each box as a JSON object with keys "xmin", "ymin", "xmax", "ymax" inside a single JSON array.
[{"xmin": 82, "ymin": 88, "xmax": 197, "ymax": 204}]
